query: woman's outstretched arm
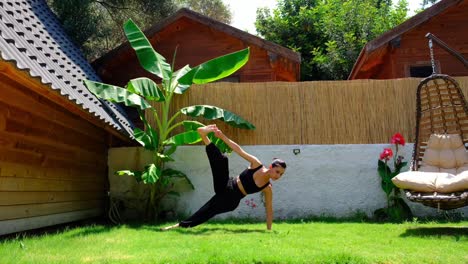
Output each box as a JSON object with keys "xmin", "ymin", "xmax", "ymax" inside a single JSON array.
[
  {"xmin": 262, "ymin": 185, "xmax": 273, "ymax": 230},
  {"xmin": 213, "ymin": 126, "xmax": 261, "ymax": 168}
]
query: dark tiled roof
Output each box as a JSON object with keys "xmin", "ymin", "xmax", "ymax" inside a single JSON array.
[{"xmin": 0, "ymin": 0, "xmax": 134, "ymax": 137}]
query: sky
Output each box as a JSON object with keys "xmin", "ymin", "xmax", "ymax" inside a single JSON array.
[{"xmin": 226, "ymin": 0, "xmax": 424, "ymax": 34}]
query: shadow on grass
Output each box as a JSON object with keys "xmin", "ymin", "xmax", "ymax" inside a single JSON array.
[
  {"xmin": 172, "ymin": 227, "xmax": 268, "ymax": 235},
  {"xmin": 66, "ymin": 225, "xmax": 116, "ymax": 237},
  {"xmin": 142, "ymin": 225, "xmax": 268, "ymax": 234},
  {"xmin": 400, "ymin": 227, "xmax": 468, "ymax": 240}
]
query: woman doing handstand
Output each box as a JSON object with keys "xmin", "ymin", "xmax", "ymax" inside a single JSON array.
[{"xmin": 162, "ymin": 124, "xmax": 286, "ymax": 231}]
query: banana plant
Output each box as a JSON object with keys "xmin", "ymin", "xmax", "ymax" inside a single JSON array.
[{"xmin": 84, "ymin": 19, "xmax": 255, "ymax": 219}]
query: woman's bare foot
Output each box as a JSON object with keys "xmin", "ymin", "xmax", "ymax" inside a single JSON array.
[
  {"xmin": 198, "ymin": 125, "xmax": 221, "ymax": 145},
  {"xmin": 197, "ymin": 124, "xmax": 217, "ymax": 136},
  {"xmin": 160, "ymin": 223, "xmax": 180, "ymax": 231}
]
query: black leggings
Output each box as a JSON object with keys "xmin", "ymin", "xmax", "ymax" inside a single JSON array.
[{"xmin": 179, "ymin": 143, "xmax": 245, "ymax": 228}]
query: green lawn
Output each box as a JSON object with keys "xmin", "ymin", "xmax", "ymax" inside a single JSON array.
[{"xmin": 1, "ymin": 220, "xmax": 467, "ymax": 264}]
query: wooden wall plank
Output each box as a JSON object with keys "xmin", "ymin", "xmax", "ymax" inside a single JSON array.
[
  {"xmin": 0, "ymin": 75, "xmax": 108, "ymax": 142},
  {"xmin": 0, "ymin": 201, "xmax": 104, "ymax": 221},
  {"xmin": 3, "ymin": 111, "xmax": 105, "ymax": 154},
  {"xmin": 0, "ymin": 208, "xmax": 102, "ymax": 236},
  {"xmin": 0, "ymin": 147, "xmax": 105, "ymax": 172},
  {"xmin": 0, "ymin": 191, "xmax": 106, "ymax": 206},
  {"xmin": 0, "ymin": 161, "xmax": 104, "ymax": 180},
  {"xmin": 0, "ymin": 146, "xmax": 44, "ymax": 166},
  {"xmin": 0, "ymin": 176, "xmax": 106, "ymax": 192},
  {"xmin": 0, "ymin": 130, "xmax": 106, "ymax": 165}
]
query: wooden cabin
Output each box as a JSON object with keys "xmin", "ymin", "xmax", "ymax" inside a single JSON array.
[
  {"xmin": 0, "ymin": 1, "xmax": 133, "ymax": 235},
  {"xmin": 349, "ymin": 0, "xmax": 468, "ymax": 80},
  {"xmin": 92, "ymin": 8, "xmax": 301, "ymax": 86}
]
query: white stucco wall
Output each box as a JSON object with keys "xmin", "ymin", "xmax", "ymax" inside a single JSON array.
[{"xmin": 108, "ymin": 144, "xmax": 468, "ymax": 221}]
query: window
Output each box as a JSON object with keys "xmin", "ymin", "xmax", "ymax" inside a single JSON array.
[{"xmin": 409, "ymin": 65, "xmax": 433, "ymax": 77}]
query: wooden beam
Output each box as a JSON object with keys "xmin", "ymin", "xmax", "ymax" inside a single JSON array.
[{"xmin": 426, "ymin": 33, "xmax": 468, "ymax": 68}]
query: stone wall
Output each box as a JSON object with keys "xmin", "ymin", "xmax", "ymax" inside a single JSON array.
[{"xmin": 108, "ymin": 144, "xmax": 468, "ymax": 221}]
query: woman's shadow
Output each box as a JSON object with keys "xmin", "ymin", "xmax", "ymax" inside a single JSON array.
[
  {"xmin": 400, "ymin": 227, "xmax": 468, "ymax": 241},
  {"xmin": 149, "ymin": 226, "xmax": 268, "ymax": 235}
]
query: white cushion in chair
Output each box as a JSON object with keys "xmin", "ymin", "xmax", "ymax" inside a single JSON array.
[
  {"xmin": 423, "ymin": 134, "xmax": 467, "ymax": 168},
  {"xmin": 391, "ymin": 171, "xmax": 439, "ymax": 192},
  {"xmin": 392, "ymin": 133, "xmax": 468, "ymax": 193},
  {"xmin": 392, "ymin": 171, "xmax": 468, "ymax": 193},
  {"xmin": 436, "ymin": 171, "xmax": 468, "ymax": 193}
]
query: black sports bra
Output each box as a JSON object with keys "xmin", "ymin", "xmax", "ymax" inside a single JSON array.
[{"xmin": 239, "ymin": 165, "xmax": 270, "ymax": 194}]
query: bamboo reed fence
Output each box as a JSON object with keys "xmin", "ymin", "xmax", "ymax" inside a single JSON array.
[{"xmin": 146, "ymin": 77, "xmax": 468, "ymax": 145}]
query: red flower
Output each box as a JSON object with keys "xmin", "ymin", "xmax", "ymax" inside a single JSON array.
[
  {"xmin": 379, "ymin": 148, "xmax": 393, "ymax": 161},
  {"xmin": 391, "ymin": 133, "xmax": 405, "ymax": 146}
]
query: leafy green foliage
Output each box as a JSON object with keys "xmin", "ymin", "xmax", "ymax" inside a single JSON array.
[
  {"xmin": 256, "ymin": 0, "xmax": 323, "ymax": 80},
  {"xmin": 377, "ymin": 159, "xmax": 407, "ymax": 196},
  {"xmin": 47, "ymin": 0, "xmax": 178, "ymax": 60},
  {"xmin": 181, "ymin": 105, "xmax": 255, "ymax": 130},
  {"xmin": 116, "ymin": 163, "xmax": 161, "ymax": 184},
  {"xmin": 163, "ymin": 131, "xmax": 202, "ymax": 146},
  {"xmin": 176, "ymin": 0, "xmax": 232, "ymax": 24},
  {"xmin": 84, "ymin": 20, "xmax": 253, "ymax": 220},
  {"xmin": 116, "ymin": 169, "xmax": 143, "ymax": 182},
  {"xmin": 179, "ymin": 48, "xmax": 250, "ymax": 85},
  {"xmin": 255, "ymin": 0, "xmax": 409, "ymax": 80},
  {"xmin": 127, "ymin": 78, "xmax": 165, "ymax": 102},
  {"xmin": 83, "ymin": 80, "xmax": 151, "ymax": 110},
  {"xmin": 375, "ymin": 134, "xmax": 412, "ymax": 222},
  {"xmin": 124, "ymin": 20, "xmax": 172, "ymax": 80},
  {"xmin": 133, "ymin": 127, "xmax": 157, "ymax": 151}
]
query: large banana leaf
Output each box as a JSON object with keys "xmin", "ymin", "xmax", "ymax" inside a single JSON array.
[
  {"xmin": 157, "ymin": 152, "xmax": 174, "ymax": 162},
  {"xmin": 123, "ymin": 20, "xmax": 171, "ymax": 80},
  {"xmin": 162, "ymin": 168, "xmax": 194, "ymax": 189},
  {"xmin": 172, "ymin": 65, "xmax": 191, "ymax": 94},
  {"xmin": 141, "ymin": 163, "xmax": 161, "ymax": 184},
  {"xmin": 182, "ymin": 120, "xmax": 205, "ymax": 131},
  {"xmin": 163, "ymin": 144, "xmax": 177, "ymax": 156},
  {"xmin": 163, "ymin": 131, "xmax": 201, "ymax": 146},
  {"xmin": 116, "ymin": 163, "xmax": 160, "ymax": 184},
  {"xmin": 116, "ymin": 170, "xmax": 143, "ymax": 182},
  {"xmin": 180, "ymin": 105, "xmax": 255, "ymax": 130},
  {"xmin": 127, "ymin": 78, "xmax": 165, "ymax": 102},
  {"xmin": 133, "ymin": 127, "xmax": 157, "ymax": 151},
  {"xmin": 84, "ymin": 80, "xmax": 151, "ymax": 110},
  {"xmin": 136, "ymin": 109, "xmax": 159, "ymax": 150},
  {"xmin": 178, "ymin": 48, "xmax": 249, "ymax": 85}
]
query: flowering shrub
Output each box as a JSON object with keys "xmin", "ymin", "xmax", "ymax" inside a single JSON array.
[
  {"xmin": 245, "ymin": 198, "xmax": 257, "ymax": 209},
  {"xmin": 375, "ymin": 133, "xmax": 412, "ymax": 222}
]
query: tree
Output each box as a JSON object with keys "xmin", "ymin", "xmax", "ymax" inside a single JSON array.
[
  {"xmin": 311, "ymin": 0, "xmax": 408, "ymax": 79},
  {"xmin": 255, "ymin": 0, "xmax": 409, "ymax": 80},
  {"xmin": 84, "ymin": 20, "xmax": 254, "ymax": 220},
  {"xmin": 176, "ymin": 0, "xmax": 232, "ymax": 24},
  {"xmin": 422, "ymin": 0, "xmax": 439, "ymax": 7},
  {"xmin": 256, "ymin": 0, "xmax": 324, "ymax": 80},
  {"xmin": 47, "ymin": 0, "xmax": 178, "ymax": 60}
]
